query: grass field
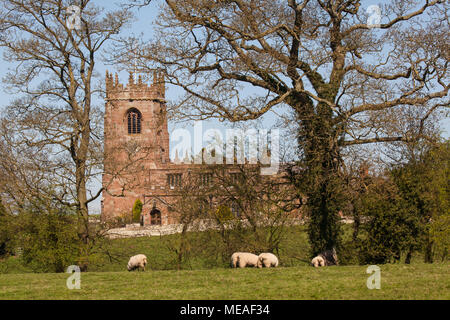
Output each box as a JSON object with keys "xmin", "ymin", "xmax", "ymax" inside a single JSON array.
[
  {"xmin": 0, "ymin": 263, "xmax": 448, "ymax": 300},
  {"xmin": 0, "ymin": 225, "xmax": 314, "ymax": 274},
  {"xmin": 1, "ymin": 226, "xmax": 448, "ymax": 300}
]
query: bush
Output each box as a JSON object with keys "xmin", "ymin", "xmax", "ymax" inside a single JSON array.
[
  {"xmin": 390, "ymin": 140, "xmax": 449, "ymax": 262},
  {"xmin": 132, "ymin": 199, "xmax": 143, "ymax": 224},
  {"xmin": 357, "ymin": 180, "xmax": 422, "ymax": 264},
  {"xmin": 429, "ymin": 214, "xmax": 450, "ymax": 262},
  {"xmin": 213, "ymin": 205, "xmax": 233, "ymax": 224},
  {"xmin": 0, "ymin": 201, "xmax": 14, "ymax": 258},
  {"xmin": 16, "ymin": 209, "xmax": 80, "ymax": 273}
]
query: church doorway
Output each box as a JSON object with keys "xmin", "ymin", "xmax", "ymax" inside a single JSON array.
[{"xmin": 150, "ymin": 209, "xmax": 162, "ymax": 225}]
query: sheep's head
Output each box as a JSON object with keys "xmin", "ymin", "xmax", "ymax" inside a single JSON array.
[{"xmin": 257, "ymin": 257, "xmax": 263, "ymax": 268}]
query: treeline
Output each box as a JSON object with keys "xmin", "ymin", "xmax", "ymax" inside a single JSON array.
[
  {"xmin": 341, "ymin": 141, "xmax": 449, "ymax": 264},
  {"xmin": 1, "ymin": 141, "xmax": 448, "ymax": 273},
  {"xmin": 0, "ymin": 199, "xmax": 115, "ymax": 273}
]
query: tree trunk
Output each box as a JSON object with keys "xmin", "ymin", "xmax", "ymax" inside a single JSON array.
[
  {"xmin": 352, "ymin": 203, "xmax": 361, "ymax": 242},
  {"xmin": 77, "ymin": 180, "xmax": 90, "ymax": 272},
  {"xmin": 405, "ymin": 247, "xmax": 412, "ymax": 264},
  {"xmin": 74, "ymin": 120, "xmax": 92, "ymax": 272},
  {"xmin": 299, "ymin": 109, "xmax": 344, "ymax": 255},
  {"xmin": 424, "ymin": 238, "xmax": 434, "ymax": 264}
]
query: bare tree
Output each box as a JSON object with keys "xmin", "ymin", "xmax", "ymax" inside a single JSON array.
[
  {"xmin": 118, "ymin": 0, "xmax": 449, "ymax": 254},
  {"xmin": 211, "ymin": 164, "xmax": 302, "ymax": 256},
  {"xmin": 0, "ymin": 0, "xmax": 132, "ymax": 270}
]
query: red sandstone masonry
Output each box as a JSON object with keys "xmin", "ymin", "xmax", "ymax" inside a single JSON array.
[
  {"xmin": 102, "ymin": 71, "xmax": 173, "ymax": 225},
  {"xmin": 101, "ymin": 72, "xmax": 303, "ymax": 226}
]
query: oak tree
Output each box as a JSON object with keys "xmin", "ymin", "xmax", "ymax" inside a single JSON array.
[{"xmin": 124, "ymin": 0, "xmax": 449, "ymax": 254}]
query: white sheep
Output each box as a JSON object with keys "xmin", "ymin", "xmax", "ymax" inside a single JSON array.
[
  {"xmin": 320, "ymin": 248, "xmax": 339, "ymax": 266},
  {"xmin": 231, "ymin": 252, "xmax": 259, "ymax": 268},
  {"xmin": 311, "ymin": 248, "xmax": 339, "ymax": 267},
  {"xmin": 127, "ymin": 254, "xmax": 148, "ymax": 271},
  {"xmin": 257, "ymin": 252, "xmax": 279, "ymax": 268},
  {"xmin": 230, "ymin": 252, "xmax": 242, "ymax": 268},
  {"xmin": 311, "ymin": 255, "xmax": 325, "ymax": 267}
]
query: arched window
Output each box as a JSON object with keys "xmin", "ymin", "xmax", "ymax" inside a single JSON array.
[{"xmin": 127, "ymin": 108, "xmax": 142, "ymax": 134}]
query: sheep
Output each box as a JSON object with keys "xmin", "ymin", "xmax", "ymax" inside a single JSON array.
[
  {"xmin": 311, "ymin": 255, "xmax": 326, "ymax": 267},
  {"xmin": 230, "ymin": 252, "xmax": 242, "ymax": 268},
  {"xmin": 127, "ymin": 254, "xmax": 148, "ymax": 271},
  {"xmin": 230, "ymin": 252, "xmax": 259, "ymax": 268},
  {"xmin": 320, "ymin": 248, "xmax": 339, "ymax": 266},
  {"xmin": 257, "ymin": 253, "xmax": 279, "ymax": 268},
  {"xmin": 311, "ymin": 248, "xmax": 339, "ymax": 267}
]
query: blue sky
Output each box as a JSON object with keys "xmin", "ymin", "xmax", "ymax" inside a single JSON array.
[
  {"xmin": 1, "ymin": 0, "xmax": 448, "ymax": 134},
  {"xmin": 0, "ymin": 0, "xmax": 448, "ymax": 214}
]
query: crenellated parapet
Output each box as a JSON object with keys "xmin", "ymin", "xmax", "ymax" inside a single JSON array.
[{"xmin": 106, "ymin": 70, "xmax": 165, "ymax": 101}]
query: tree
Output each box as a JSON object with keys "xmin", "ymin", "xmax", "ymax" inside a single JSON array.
[
  {"xmin": 207, "ymin": 164, "xmax": 301, "ymax": 257},
  {"xmin": 150, "ymin": 163, "xmax": 301, "ymax": 269},
  {"xmin": 391, "ymin": 140, "xmax": 449, "ymax": 263},
  {"xmin": 119, "ymin": 0, "xmax": 449, "ymax": 254},
  {"xmin": 0, "ymin": 199, "xmax": 13, "ymax": 257},
  {"xmin": 15, "ymin": 202, "xmax": 81, "ymax": 273},
  {"xmin": 357, "ymin": 175, "xmax": 422, "ymax": 264},
  {"xmin": 0, "ymin": 0, "xmax": 132, "ymax": 270},
  {"xmin": 132, "ymin": 199, "xmax": 143, "ymax": 223},
  {"xmin": 154, "ymin": 171, "xmax": 212, "ymax": 270}
]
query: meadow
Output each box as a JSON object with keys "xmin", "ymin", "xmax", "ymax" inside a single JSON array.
[
  {"xmin": 0, "ymin": 226, "xmax": 448, "ymax": 300},
  {"xmin": 0, "ymin": 263, "xmax": 448, "ymax": 300}
]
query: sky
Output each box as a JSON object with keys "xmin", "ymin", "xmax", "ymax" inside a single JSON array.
[{"xmin": 0, "ymin": 0, "xmax": 448, "ymax": 214}]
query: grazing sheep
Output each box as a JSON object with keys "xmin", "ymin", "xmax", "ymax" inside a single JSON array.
[
  {"xmin": 230, "ymin": 252, "xmax": 242, "ymax": 268},
  {"xmin": 311, "ymin": 248, "xmax": 339, "ymax": 267},
  {"xmin": 257, "ymin": 253, "xmax": 279, "ymax": 268},
  {"xmin": 127, "ymin": 254, "xmax": 147, "ymax": 271},
  {"xmin": 320, "ymin": 248, "xmax": 339, "ymax": 266},
  {"xmin": 311, "ymin": 255, "xmax": 325, "ymax": 267},
  {"xmin": 231, "ymin": 252, "xmax": 259, "ymax": 268}
]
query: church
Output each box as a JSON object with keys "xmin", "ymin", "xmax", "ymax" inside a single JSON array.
[
  {"xmin": 101, "ymin": 70, "xmax": 186, "ymax": 225},
  {"xmin": 101, "ymin": 72, "xmax": 298, "ymax": 226}
]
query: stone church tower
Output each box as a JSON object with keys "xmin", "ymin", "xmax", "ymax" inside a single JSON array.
[
  {"xmin": 101, "ymin": 72, "xmax": 300, "ymax": 226},
  {"xmin": 101, "ymin": 71, "xmax": 171, "ymax": 224}
]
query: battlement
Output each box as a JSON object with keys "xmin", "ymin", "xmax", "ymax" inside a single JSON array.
[{"xmin": 106, "ymin": 70, "xmax": 165, "ymax": 101}]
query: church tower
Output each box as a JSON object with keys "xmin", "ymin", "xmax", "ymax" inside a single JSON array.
[{"xmin": 101, "ymin": 71, "xmax": 169, "ymax": 221}]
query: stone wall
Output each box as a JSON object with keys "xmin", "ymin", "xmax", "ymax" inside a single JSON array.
[
  {"xmin": 107, "ymin": 224, "xmax": 184, "ymax": 239},
  {"xmin": 105, "ymin": 217, "xmax": 355, "ymax": 239}
]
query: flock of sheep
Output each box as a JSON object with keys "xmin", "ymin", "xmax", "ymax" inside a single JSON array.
[
  {"xmin": 230, "ymin": 252, "xmax": 279, "ymax": 268},
  {"xmin": 126, "ymin": 248, "xmax": 338, "ymax": 271}
]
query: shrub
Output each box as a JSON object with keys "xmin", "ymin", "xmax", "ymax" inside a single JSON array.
[
  {"xmin": 213, "ymin": 205, "xmax": 233, "ymax": 224},
  {"xmin": 17, "ymin": 209, "xmax": 80, "ymax": 273},
  {"xmin": 429, "ymin": 214, "xmax": 450, "ymax": 262},
  {"xmin": 390, "ymin": 140, "xmax": 449, "ymax": 262},
  {"xmin": 132, "ymin": 199, "xmax": 143, "ymax": 223},
  {"xmin": 0, "ymin": 201, "xmax": 14, "ymax": 257},
  {"xmin": 357, "ymin": 180, "xmax": 422, "ymax": 264}
]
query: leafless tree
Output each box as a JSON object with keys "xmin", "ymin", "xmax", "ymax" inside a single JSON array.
[
  {"xmin": 0, "ymin": 0, "xmax": 132, "ymax": 270},
  {"xmin": 118, "ymin": 0, "xmax": 449, "ymax": 254},
  {"xmin": 157, "ymin": 162, "xmax": 302, "ymax": 267}
]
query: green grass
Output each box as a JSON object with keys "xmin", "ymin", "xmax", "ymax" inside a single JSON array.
[
  {"xmin": 78, "ymin": 225, "xmax": 313, "ymax": 272},
  {"xmin": 1, "ymin": 225, "xmax": 447, "ymax": 299},
  {"xmin": 0, "ymin": 263, "xmax": 448, "ymax": 300},
  {"xmin": 0, "ymin": 225, "xmax": 430, "ymax": 274}
]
